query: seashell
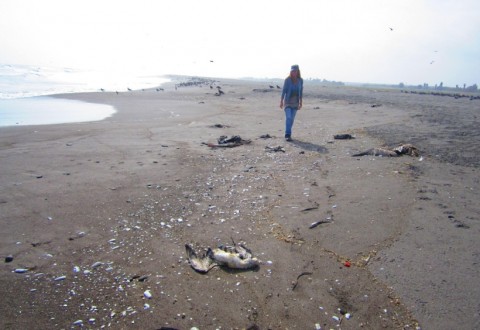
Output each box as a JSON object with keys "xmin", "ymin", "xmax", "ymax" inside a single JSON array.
[
  {"xmin": 73, "ymin": 266, "xmax": 80, "ymax": 273},
  {"xmin": 143, "ymin": 290, "xmax": 152, "ymax": 299},
  {"xmin": 91, "ymin": 261, "xmax": 103, "ymax": 268},
  {"xmin": 345, "ymin": 313, "xmax": 351, "ymax": 319},
  {"xmin": 88, "ymin": 318, "xmax": 96, "ymax": 324},
  {"xmin": 14, "ymin": 268, "xmax": 28, "ymax": 273},
  {"xmin": 54, "ymin": 275, "xmax": 66, "ymax": 281},
  {"xmin": 73, "ymin": 320, "xmax": 83, "ymax": 326},
  {"xmin": 332, "ymin": 315, "xmax": 340, "ymax": 322},
  {"xmin": 143, "ymin": 303, "xmax": 150, "ymax": 310}
]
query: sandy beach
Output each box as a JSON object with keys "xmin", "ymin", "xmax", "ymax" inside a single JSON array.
[{"xmin": 1, "ymin": 77, "xmax": 479, "ymax": 329}]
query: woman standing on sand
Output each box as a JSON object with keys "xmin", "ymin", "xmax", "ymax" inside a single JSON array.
[{"xmin": 280, "ymin": 64, "xmax": 303, "ymax": 141}]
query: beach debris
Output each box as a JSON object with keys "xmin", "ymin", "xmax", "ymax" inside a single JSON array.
[
  {"xmin": 68, "ymin": 231, "xmax": 86, "ymax": 241},
  {"xmin": 203, "ymin": 135, "xmax": 251, "ymax": 148},
  {"xmin": 253, "ymin": 88, "xmax": 276, "ymax": 93},
  {"xmin": 334, "ymin": 134, "xmax": 354, "ymax": 140},
  {"xmin": 31, "ymin": 240, "xmax": 52, "ymax": 247},
  {"xmin": 265, "ymin": 146, "xmax": 285, "ymax": 153},
  {"xmin": 91, "ymin": 261, "xmax": 103, "ymax": 269},
  {"xmin": 259, "ymin": 134, "xmax": 273, "ymax": 139},
  {"xmin": 309, "ymin": 220, "xmax": 331, "ymax": 229},
  {"xmin": 371, "ymin": 104, "xmax": 382, "ymax": 107},
  {"xmin": 291, "ymin": 271, "xmax": 313, "ymax": 290},
  {"xmin": 301, "ymin": 205, "xmax": 319, "ymax": 212},
  {"xmin": 73, "ymin": 319, "xmax": 83, "ymax": 326},
  {"xmin": 185, "ymin": 240, "xmax": 260, "ymax": 273},
  {"xmin": 209, "ymin": 123, "xmax": 230, "ymax": 128},
  {"xmin": 143, "ymin": 290, "xmax": 152, "ymax": 299},
  {"xmin": 344, "ymin": 261, "xmax": 351, "ymax": 267},
  {"xmin": 14, "ymin": 268, "xmax": 29, "ymax": 273},
  {"xmin": 5, "ymin": 255, "xmax": 13, "ymax": 263},
  {"xmin": 352, "ymin": 144, "xmax": 419, "ymax": 157}
]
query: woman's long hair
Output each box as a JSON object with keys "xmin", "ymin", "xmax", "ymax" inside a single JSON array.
[{"xmin": 288, "ymin": 69, "xmax": 302, "ymax": 80}]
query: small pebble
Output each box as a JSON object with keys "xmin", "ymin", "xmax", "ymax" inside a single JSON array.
[{"xmin": 5, "ymin": 255, "xmax": 14, "ymax": 263}]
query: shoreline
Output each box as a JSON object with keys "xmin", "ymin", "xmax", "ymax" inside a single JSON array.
[{"xmin": 1, "ymin": 77, "xmax": 478, "ymax": 329}]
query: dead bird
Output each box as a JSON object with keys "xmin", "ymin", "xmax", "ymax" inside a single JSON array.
[
  {"xmin": 352, "ymin": 144, "xmax": 419, "ymax": 157},
  {"xmin": 334, "ymin": 134, "xmax": 354, "ymax": 140},
  {"xmin": 393, "ymin": 143, "xmax": 420, "ymax": 157},
  {"xmin": 352, "ymin": 147, "xmax": 399, "ymax": 157},
  {"xmin": 265, "ymin": 146, "xmax": 285, "ymax": 153},
  {"xmin": 203, "ymin": 135, "xmax": 251, "ymax": 148},
  {"xmin": 185, "ymin": 241, "xmax": 260, "ymax": 273},
  {"xmin": 185, "ymin": 244, "xmax": 216, "ymax": 273}
]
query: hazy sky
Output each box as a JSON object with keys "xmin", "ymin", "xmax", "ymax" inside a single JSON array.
[{"xmin": 1, "ymin": 0, "xmax": 479, "ymax": 86}]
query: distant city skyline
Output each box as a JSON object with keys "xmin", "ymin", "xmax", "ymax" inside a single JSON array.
[{"xmin": 1, "ymin": 0, "xmax": 478, "ymax": 87}]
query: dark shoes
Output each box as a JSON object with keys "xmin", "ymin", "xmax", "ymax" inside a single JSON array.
[{"xmin": 285, "ymin": 135, "xmax": 293, "ymax": 142}]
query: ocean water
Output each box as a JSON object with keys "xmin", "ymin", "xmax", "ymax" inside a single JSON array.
[{"xmin": 0, "ymin": 64, "xmax": 169, "ymax": 126}]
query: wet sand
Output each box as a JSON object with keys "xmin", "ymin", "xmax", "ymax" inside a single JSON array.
[{"xmin": 0, "ymin": 77, "xmax": 479, "ymax": 329}]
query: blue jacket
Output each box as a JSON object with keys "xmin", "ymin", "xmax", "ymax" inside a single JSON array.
[{"xmin": 281, "ymin": 77, "xmax": 303, "ymax": 106}]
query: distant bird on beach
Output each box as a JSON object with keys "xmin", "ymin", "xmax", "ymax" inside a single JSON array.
[
  {"xmin": 127, "ymin": 88, "xmax": 132, "ymax": 91},
  {"xmin": 389, "ymin": 27, "xmax": 394, "ymax": 31},
  {"xmin": 100, "ymin": 88, "xmax": 105, "ymax": 92},
  {"xmin": 276, "ymin": 85, "xmax": 281, "ymax": 89},
  {"xmin": 269, "ymin": 85, "xmax": 274, "ymax": 89},
  {"xmin": 210, "ymin": 60, "xmax": 214, "ymax": 63}
]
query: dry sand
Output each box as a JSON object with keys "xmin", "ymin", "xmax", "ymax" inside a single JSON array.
[{"xmin": 0, "ymin": 77, "xmax": 479, "ymax": 329}]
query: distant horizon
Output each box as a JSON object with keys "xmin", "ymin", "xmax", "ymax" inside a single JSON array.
[{"xmin": 1, "ymin": 62, "xmax": 477, "ymax": 101}]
